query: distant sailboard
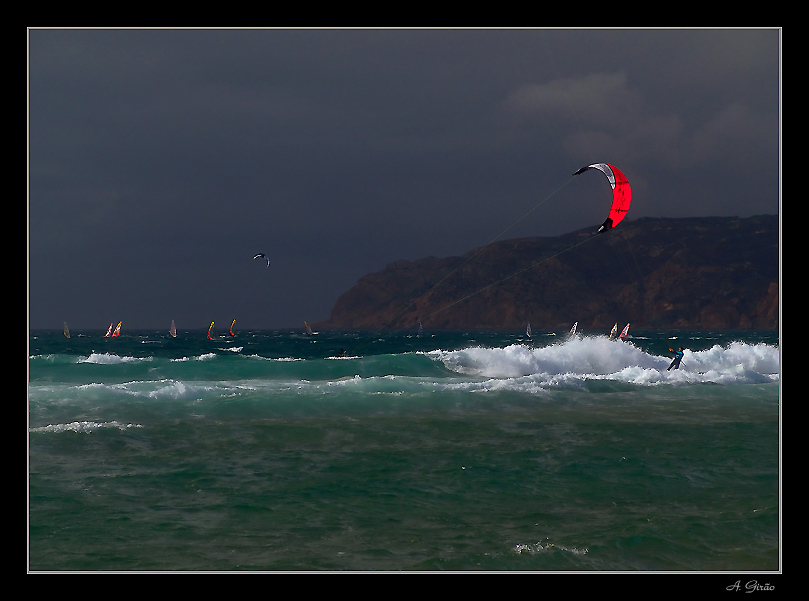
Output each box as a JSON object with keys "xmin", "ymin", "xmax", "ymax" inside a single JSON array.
[
  {"xmin": 207, "ymin": 321, "xmax": 215, "ymax": 340},
  {"xmin": 253, "ymin": 253, "xmax": 270, "ymax": 268},
  {"xmin": 112, "ymin": 322, "xmax": 122, "ymax": 337},
  {"xmin": 104, "ymin": 323, "xmax": 114, "ymax": 338},
  {"xmin": 609, "ymin": 323, "xmax": 618, "ymax": 339},
  {"xmin": 230, "ymin": 319, "xmax": 236, "ymax": 336},
  {"xmin": 572, "ymin": 163, "xmax": 631, "ymax": 233},
  {"xmin": 170, "ymin": 320, "xmax": 177, "ymax": 338},
  {"xmin": 63, "ymin": 322, "xmax": 70, "ymax": 339},
  {"xmin": 619, "ymin": 323, "xmax": 630, "ymax": 339},
  {"xmin": 569, "ymin": 322, "xmax": 578, "ymax": 337}
]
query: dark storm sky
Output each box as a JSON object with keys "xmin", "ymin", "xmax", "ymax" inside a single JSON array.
[{"xmin": 28, "ymin": 28, "xmax": 780, "ymax": 330}]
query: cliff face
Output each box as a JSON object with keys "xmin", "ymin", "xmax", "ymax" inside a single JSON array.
[{"xmin": 318, "ymin": 215, "xmax": 779, "ymax": 331}]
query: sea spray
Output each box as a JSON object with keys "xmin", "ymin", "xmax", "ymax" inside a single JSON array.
[{"xmin": 430, "ymin": 335, "xmax": 778, "ymax": 387}]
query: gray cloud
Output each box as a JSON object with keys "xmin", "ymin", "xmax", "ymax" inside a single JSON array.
[{"xmin": 28, "ymin": 28, "xmax": 780, "ymax": 329}]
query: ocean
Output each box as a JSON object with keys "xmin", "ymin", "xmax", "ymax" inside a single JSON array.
[{"xmin": 28, "ymin": 327, "xmax": 780, "ymax": 573}]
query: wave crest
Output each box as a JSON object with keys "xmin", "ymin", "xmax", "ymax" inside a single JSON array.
[
  {"xmin": 29, "ymin": 420, "xmax": 143, "ymax": 434},
  {"xmin": 430, "ymin": 337, "xmax": 779, "ymax": 386}
]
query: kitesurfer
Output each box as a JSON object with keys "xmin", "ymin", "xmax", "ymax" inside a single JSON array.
[{"xmin": 667, "ymin": 347, "xmax": 684, "ymax": 371}]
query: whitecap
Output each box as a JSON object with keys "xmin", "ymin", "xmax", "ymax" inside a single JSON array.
[
  {"xmin": 79, "ymin": 353, "xmax": 151, "ymax": 365},
  {"xmin": 430, "ymin": 336, "xmax": 779, "ymax": 388},
  {"xmin": 29, "ymin": 420, "xmax": 143, "ymax": 434}
]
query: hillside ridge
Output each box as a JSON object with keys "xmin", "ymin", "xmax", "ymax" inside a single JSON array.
[{"xmin": 316, "ymin": 215, "xmax": 779, "ymax": 331}]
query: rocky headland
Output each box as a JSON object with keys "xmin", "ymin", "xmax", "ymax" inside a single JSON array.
[{"xmin": 317, "ymin": 215, "xmax": 779, "ymax": 331}]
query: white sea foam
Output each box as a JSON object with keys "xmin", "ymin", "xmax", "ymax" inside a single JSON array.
[
  {"xmin": 29, "ymin": 420, "xmax": 143, "ymax": 434},
  {"xmin": 170, "ymin": 352, "xmax": 218, "ymax": 362},
  {"xmin": 514, "ymin": 539, "xmax": 589, "ymax": 556},
  {"xmin": 80, "ymin": 352, "xmax": 151, "ymax": 364},
  {"xmin": 430, "ymin": 336, "xmax": 779, "ymax": 387}
]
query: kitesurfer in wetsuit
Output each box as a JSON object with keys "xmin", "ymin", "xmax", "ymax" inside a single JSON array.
[{"xmin": 667, "ymin": 347, "xmax": 684, "ymax": 371}]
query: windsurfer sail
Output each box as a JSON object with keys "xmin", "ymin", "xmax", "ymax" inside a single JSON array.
[
  {"xmin": 170, "ymin": 320, "xmax": 177, "ymax": 338},
  {"xmin": 526, "ymin": 322, "xmax": 532, "ymax": 339},
  {"xmin": 112, "ymin": 322, "xmax": 122, "ymax": 337},
  {"xmin": 569, "ymin": 322, "xmax": 578, "ymax": 337},
  {"xmin": 619, "ymin": 323, "xmax": 630, "ymax": 339},
  {"xmin": 572, "ymin": 163, "xmax": 631, "ymax": 233},
  {"xmin": 230, "ymin": 319, "xmax": 236, "ymax": 336},
  {"xmin": 253, "ymin": 253, "xmax": 270, "ymax": 268},
  {"xmin": 105, "ymin": 323, "xmax": 114, "ymax": 337},
  {"xmin": 207, "ymin": 321, "xmax": 215, "ymax": 340},
  {"xmin": 63, "ymin": 322, "xmax": 70, "ymax": 339},
  {"xmin": 304, "ymin": 321, "xmax": 314, "ymax": 336},
  {"xmin": 609, "ymin": 323, "xmax": 618, "ymax": 339}
]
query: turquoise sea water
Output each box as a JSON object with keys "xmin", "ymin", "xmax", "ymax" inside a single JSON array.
[{"xmin": 28, "ymin": 328, "xmax": 780, "ymax": 572}]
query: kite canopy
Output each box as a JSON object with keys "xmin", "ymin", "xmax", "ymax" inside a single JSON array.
[
  {"xmin": 572, "ymin": 163, "xmax": 631, "ymax": 232},
  {"xmin": 253, "ymin": 253, "xmax": 270, "ymax": 267}
]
